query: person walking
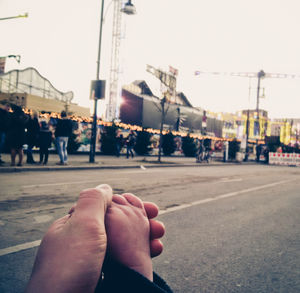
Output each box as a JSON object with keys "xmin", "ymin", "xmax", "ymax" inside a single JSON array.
[
  {"xmin": 26, "ymin": 111, "xmax": 40, "ymax": 164},
  {"xmin": 256, "ymin": 144, "xmax": 262, "ymax": 162},
  {"xmin": 0, "ymin": 103, "xmax": 10, "ymax": 165},
  {"xmin": 196, "ymin": 139, "xmax": 204, "ymax": 162},
  {"xmin": 6, "ymin": 105, "xmax": 28, "ymax": 166},
  {"xmin": 126, "ymin": 131, "xmax": 136, "ymax": 159},
  {"xmin": 38, "ymin": 121, "xmax": 52, "ymax": 165},
  {"xmin": 54, "ymin": 110, "xmax": 73, "ymax": 165},
  {"xmin": 115, "ymin": 133, "xmax": 124, "ymax": 157}
]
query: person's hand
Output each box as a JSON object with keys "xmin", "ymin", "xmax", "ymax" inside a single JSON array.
[
  {"xmin": 26, "ymin": 184, "xmax": 112, "ymax": 293},
  {"xmin": 105, "ymin": 193, "xmax": 165, "ymax": 281}
]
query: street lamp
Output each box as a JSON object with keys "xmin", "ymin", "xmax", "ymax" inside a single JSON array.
[
  {"xmin": 0, "ymin": 13, "xmax": 28, "ymax": 21},
  {"xmin": 7, "ymin": 55, "xmax": 21, "ymax": 64},
  {"xmin": 121, "ymin": 0, "xmax": 137, "ymax": 15},
  {"xmin": 89, "ymin": 0, "xmax": 137, "ymax": 163},
  {"xmin": 0, "ymin": 55, "xmax": 21, "ymax": 75}
]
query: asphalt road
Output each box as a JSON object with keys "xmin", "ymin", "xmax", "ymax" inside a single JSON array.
[{"xmin": 0, "ymin": 164, "xmax": 300, "ymax": 292}]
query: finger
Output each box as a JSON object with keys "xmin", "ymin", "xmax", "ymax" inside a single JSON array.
[
  {"xmin": 150, "ymin": 239, "xmax": 164, "ymax": 258},
  {"xmin": 122, "ymin": 193, "xmax": 144, "ymax": 209},
  {"xmin": 149, "ymin": 219, "xmax": 165, "ymax": 240},
  {"xmin": 112, "ymin": 194, "xmax": 127, "ymax": 205},
  {"xmin": 72, "ymin": 184, "xmax": 113, "ymax": 222},
  {"xmin": 143, "ymin": 202, "xmax": 159, "ymax": 219},
  {"xmin": 48, "ymin": 214, "xmax": 71, "ymax": 232}
]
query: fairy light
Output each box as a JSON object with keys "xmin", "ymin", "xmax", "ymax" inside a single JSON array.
[{"xmin": 20, "ymin": 107, "xmax": 265, "ymax": 143}]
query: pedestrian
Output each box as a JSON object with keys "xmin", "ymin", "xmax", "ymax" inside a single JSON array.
[
  {"xmin": 26, "ymin": 111, "xmax": 40, "ymax": 164},
  {"xmin": 26, "ymin": 185, "xmax": 172, "ymax": 293},
  {"xmin": 54, "ymin": 110, "xmax": 73, "ymax": 165},
  {"xmin": 6, "ymin": 105, "xmax": 29, "ymax": 166},
  {"xmin": 0, "ymin": 103, "xmax": 10, "ymax": 165},
  {"xmin": 126, "ymin": 130, "xmax": 136, "ymax": 159},
  {"xmin": 263, "ymin": 145, "xmax": 270, "ymax": 164},
  {"xmin": 256, "ymin": 144, "xmax": 262, "ymax": 162},
  {"xmin": 223, "ymin": 140, "xmax": 229, "ymax": 162},
  {"xmin": 115, "ymin": 132, "xmax": 124, "ymax": 157},
  {"xmin": 196, "ymin": 139, "xmax": 204, "ymax": 162},
  {"xmin": 38, "ymin": 121, "xmax": 52, "ymax": 165}
]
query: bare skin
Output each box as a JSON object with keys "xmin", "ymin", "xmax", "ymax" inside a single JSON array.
[
  {"xmin": 26, "ymin": 184, "xmax": 113, "ymax": 293},
  {"xmin": 105, "ymin": 193, "xmax": 165, "ymax": 281},
  {"xmin": 26, "ymin": 185, "xmax": 165, "ymax": 293}
]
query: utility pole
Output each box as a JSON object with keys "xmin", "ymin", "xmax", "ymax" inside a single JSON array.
[
  {"xmin": 255, "ymin": 70, "xmax": 265, "ymax": 142},
  {"xmin": 89, "ymin": 0, "xmax": 105, "ymax": 163},
  {"xmin": 244, "ymin": 78, "xmax": 252, "ymax": 161},
  {"xmin": 158, "ymin": 97, "xmax": 166, "ymax": 163},
  {"xmin": 176, "ymin": 107, "xmax": 180, "ymax": 131},
  {"xmin": 243, "ymin": 109, "xmax": 250, "ymax": 161}
]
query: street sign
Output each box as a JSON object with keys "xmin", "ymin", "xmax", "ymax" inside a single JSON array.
[{"xmin": 90, "ymin": 80, "xmax": 106, "ymax": 100}]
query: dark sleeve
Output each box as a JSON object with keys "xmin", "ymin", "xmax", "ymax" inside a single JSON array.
[
  {"xmin": 69, "ymin": 120, "xmax": 73, "ymax": 136},
  {"xmin": 54, "ymin": 120, "xmax": 60, "ymax": 137},
  {"xmin": 95, "ymin": 259, "xmax": 173, "ymax": 293},
  {"xmin": 47, "ymin": 132, "xmax": 53, "ymax": 147}
]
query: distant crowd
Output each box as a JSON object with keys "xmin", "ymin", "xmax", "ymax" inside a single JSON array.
[
  {"xmin": 0, "ymin": 103, "xmax": 140, "ymax": 167},
  {"xmin": 0, "ymin": 103, "xmax": 72, "ymax": 166}
]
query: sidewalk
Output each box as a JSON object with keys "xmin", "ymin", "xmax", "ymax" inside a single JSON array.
[{"xmin": 0, "ymin": 152, "xmax": 239, "ymax": 173}]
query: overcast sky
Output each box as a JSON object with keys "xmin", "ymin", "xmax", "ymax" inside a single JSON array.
[{"xmin": 1, "ymin": 0, "xmax": 300, "ymax": 118}]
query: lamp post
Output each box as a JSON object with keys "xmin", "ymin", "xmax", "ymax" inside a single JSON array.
[
  {"xmin": 89, "ymin": 0, "xmax": 137, "ymax": 163},
  {"xmin": 89, "ymin": 0, "xmax": 105, "ymax": 163},
  {"xmin": 243, "ymin": 78, "xmax": 252, "ymax": 162},
  {"xmin": 243, "ymin": 109, "xmax": 250, "ymax": 161},
  {"xmin": 158, "ymin": 96, "xmax": 166, "ymax": 163}
]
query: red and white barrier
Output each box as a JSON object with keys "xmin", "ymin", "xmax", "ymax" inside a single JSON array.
[{"xmin": 269, "ymin": 152, "xmax": 300, "ymax": 166}]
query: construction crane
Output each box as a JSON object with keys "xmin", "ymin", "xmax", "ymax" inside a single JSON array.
[
  {"xmin": 107, "ymin": 0, "xmax": 136, "ymax": 121},
  {"xmin": 194, "ymin": 70, "xmax": 300, "ymax": 79},
  {"xmin": 106, "ymin": 0, "xmax": 122, "ymax": 121},
  {"xmin": 194, "ymin": 69, "xmax": 300, "ymax": 120},
  {"xmin": 194, "ymin": 69, "xmax": 300, "ymax": 159}
]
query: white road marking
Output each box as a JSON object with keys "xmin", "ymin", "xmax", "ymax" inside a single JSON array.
[
  {"xmin": 0, "ymin": 178, "xmax": 294, "ymax": 257},
  {"xmin": 34, "ymin": 215, "xmax": 53, "ymax": 223},
  {"xmin": 22, "ymin": 178, "xmax": 126, "ymax": 189},
  {"xmin": 159, "ymin": 179, "xmax": 293, "ymax": 215},
  {"xmin": 0, "ymin": 240, "xmax": 41, "ymax": 257},
  {"xmin": 219, "ymin": 178, "xmax": 242, "ymax": 183}
]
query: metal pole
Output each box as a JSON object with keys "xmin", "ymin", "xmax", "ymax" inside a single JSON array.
[
  {"xmin": 176, "ymin": 107, "xmax": 180, "ymax": 131},
  {"xmin": 89, "ymin": 0, "xmax": 105, "ymax": 163},
  {"xmin": 244, "ymin": 78, "xmax": 252, "ymax": 161},
  {"xmin": 158, "ymin": 97, "xmax": 166, "ymax": 163},
  {"xmin": 244, "ymin": 109, "xmax": 250, "ymax": 161},
  {"xmin": 256, "ymin": 70, "xmax": 265, "ymax": 143}
]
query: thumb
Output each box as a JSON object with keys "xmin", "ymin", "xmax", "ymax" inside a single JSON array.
[{"xmin": 72, "ymin": 184, "xmax": 113, "ymax": 223}]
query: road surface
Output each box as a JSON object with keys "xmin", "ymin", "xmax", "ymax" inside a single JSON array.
[{"xmin": 0, "ymin": 164, "xmax": 299, "ymax": 292}]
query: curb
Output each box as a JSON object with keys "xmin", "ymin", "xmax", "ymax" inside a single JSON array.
[{"xmin": 0, "ymin": 161, "xmax": 249, "ymax": 173}]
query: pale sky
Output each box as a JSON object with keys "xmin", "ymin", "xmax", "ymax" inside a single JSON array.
[{"xmin": 1, "ymin": 0, "xmax": 300, "ymax": 118}]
